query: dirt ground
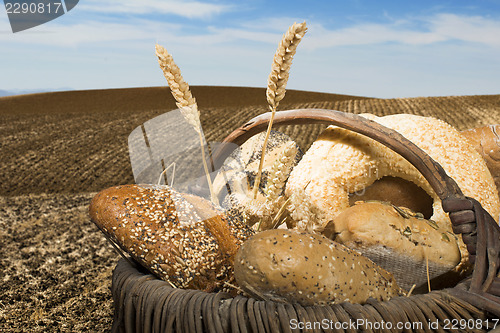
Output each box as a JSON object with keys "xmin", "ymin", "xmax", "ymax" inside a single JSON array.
[
  {"xmin": 1, "ymin": 86, "xmax": 499, "ymax": 332},
  {"xmin": 0, "ymin": 192, "xmax": 119, "ymax": 332}
]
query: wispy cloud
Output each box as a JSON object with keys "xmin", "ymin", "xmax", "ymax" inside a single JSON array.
[
  {"xmin": 430, "ymin": 13, "xmax": 500, "ymax": 47},
  {"xmin": 0, "ymin": 19, "xmax": 181, "ymax": 46},
  {"xmin": 303, "ymin": 14, "xmax": 500, "ymax": 49},
  {"xmin": 3, "ymin": 8, "xmax": 500, "ymax": 50},
  {"xmin": 78, "ymin": 0, "xmax": 232, "ymax": 19}
]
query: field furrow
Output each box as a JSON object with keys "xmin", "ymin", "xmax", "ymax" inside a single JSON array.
[{"xmin": 1, "ymin": 88, "xmax": 499, "ymax": 197}]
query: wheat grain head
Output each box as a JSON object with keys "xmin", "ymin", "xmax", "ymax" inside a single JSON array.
[
  {"xmin": 155, "ymin": 43, "xmax": 218, "ymax": 204},
  {"xmin": 252, "ymin": 22, "xmax": 307, "ymax": 198},
  {"xmin": 266, "ymin": 22, "xmax": 307, "ymax": 111},
  {"xmin": 155, "ymin": 44, "xmax": 201, "ymax": 131},
  {"xmin": 264, "ymin": 141, "xmax": 298, "ymax": 206}
]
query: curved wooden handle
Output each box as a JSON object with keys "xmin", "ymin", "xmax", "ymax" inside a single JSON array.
[{"xmin": 216, "ymin": 108, "xmax": 464, "ymax": 201}]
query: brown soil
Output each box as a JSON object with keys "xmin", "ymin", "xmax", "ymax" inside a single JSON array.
[
  {"xmin": 1, "ymin": 86, "xmax": 499, "ymax": 331},
  {"xmin": 0, "ymin": 193, "xmax": 118, "ymax": 332}
]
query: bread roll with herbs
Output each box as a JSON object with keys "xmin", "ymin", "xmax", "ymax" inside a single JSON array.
[
  {"xmin": 323, "ymin": 201, "xmax": 461, "ymax": 290},
  {"xmin": 89, "ymin": 184, "xmax": 254, "ymax": 292},
  {"xmin": 234, "ymin": 229, "xmax": 402, "ymax": 306}
]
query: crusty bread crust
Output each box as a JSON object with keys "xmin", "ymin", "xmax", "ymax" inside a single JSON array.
[{"xmin": 461, "ymin": 125, "xmax": 500, "ymax": 197}]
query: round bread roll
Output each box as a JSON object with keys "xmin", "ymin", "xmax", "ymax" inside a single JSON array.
[
  {"xmin": 285, "ymin": 114, "xmax": 500, "ymax": 270},
  {"xmin": 89, "ymin": 184, "xmax": 254, "ymax": 291},
  {"xmin": 234, "ymin": 229, "xmax": 402, "ymax": 306}
]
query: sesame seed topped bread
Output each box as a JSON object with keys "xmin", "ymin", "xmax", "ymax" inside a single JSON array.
[
  {"xmin": 234, "ymin": 229, "xmax": 403, "ymax": 306},
  {"xmin": 89, "ymin": 184, "xmax": 254, "ymax": 291},
  {"xmin": 285, "ymin": 113, "xmax": 500, "ymax": 271}
]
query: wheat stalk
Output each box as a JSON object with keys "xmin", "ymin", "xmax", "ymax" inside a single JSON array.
[
  {"xmin": 155, "ymin": 44, "xmax": 218, "ymax": 204},
  {"xmin": 252, "ymin": 22, "xmax": 307, "ymax": 199}
]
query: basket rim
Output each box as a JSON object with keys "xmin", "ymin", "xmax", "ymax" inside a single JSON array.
[{"xmin": 112, "ymin": 257, "xmax": 495, "ymax": 332}]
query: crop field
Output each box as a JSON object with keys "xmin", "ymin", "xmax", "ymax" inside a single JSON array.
[{"xmin": 1, "ymin": 86, "xmax": 499, "ymax": 331}]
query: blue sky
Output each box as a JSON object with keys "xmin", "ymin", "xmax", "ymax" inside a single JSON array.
[{"xmin": 1, "ymin": 0, "xmax": 500, "ymax": 98}]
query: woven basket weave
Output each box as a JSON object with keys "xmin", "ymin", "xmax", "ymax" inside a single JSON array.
[{"xmin": 110, "ymin": 109, "xmax": 500, "ymax": 332}]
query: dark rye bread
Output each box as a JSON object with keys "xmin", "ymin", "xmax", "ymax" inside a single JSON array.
[
  {"xmin": 234, "ymin": 229, "xmax": 403, "ymax": 306},
  {"xmin": 89, "ymin": 184, "xmax": 253, "ymax": 292}
]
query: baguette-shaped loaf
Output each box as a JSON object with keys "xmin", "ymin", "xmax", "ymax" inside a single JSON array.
[
  {"xmin": 89, "ymin": 184, "xmax": 253, "ymax": 291},
  {"xmin": 234, "ymin": 229, "xmax": 402, "ymax": 306}
]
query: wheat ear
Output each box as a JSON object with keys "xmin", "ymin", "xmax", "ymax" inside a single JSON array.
[
  {"xmin": 264, "ymin": 141, "xmax": 298, "ymax": 206},
  {"xmin": 155, "ymin": 44, "xmax": 218, "ymax": 204},
  {"xmin": 252, "ymin": 22, "xmax": 307, "ymax": 199}
]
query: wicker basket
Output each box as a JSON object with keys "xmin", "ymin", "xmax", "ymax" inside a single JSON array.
[{"xmin": 110, "ymin": 109, "xmax": 500, "ymax": 332}]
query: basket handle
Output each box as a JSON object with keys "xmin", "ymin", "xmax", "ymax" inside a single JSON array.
[
  {"xmin": 216, "ymin": 108, "xmax": 500, "ymax": 316},
  {"xmin": 217, "ymin": 109, "xmax": 463, "ymax": 200}
]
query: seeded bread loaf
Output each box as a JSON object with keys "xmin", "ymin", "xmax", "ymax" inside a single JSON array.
[
  {"xmin": 89, "ymin": 184, "xmax": 253, "ymax": 291},
  {"xmin": 234, "ymin": 229, "xmax": 402, "ymax": 306}
]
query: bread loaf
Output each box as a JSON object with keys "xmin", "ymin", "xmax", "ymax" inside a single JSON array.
[
  {"xmin": 89, "ymin": 184, "xmax": 254, "ymax": 291},
  {"xmin": 461, "ymin": 125, "xmax": 500, "ymax": 197},
  {"xmin": 348, "ymin": 176, "xmax": 434, "ymax": 219},
  {"xmin": 306, "ymin": 126, "xmax": 500, "ymax": 221},
  {"xmin": 234, "ymin": 229, "xmax": 402, "ymax": 306},
  {"xmin": 358, "ymin": 126, "xmax": 500, "ymax": 215},
  {"xmin": 323, "ymin": 201, "xmax": 461, "ymax": 290}
]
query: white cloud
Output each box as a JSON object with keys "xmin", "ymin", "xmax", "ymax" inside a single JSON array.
[
  {"xmin": 78, "ymin": 0, "xmax": 231, "ymax": 19},
  {"xmin": 303, "ymin": 23, "xmax": 442, "ymax": 49},
  {"xmin": 0, "ymin": 17, "xmax": 184, "ymax": 46},
  {"xmin": 203, "ymin": 26, "xmax": 279, "ymax": 44},
  {"xmin": 237, "ymin": 17, "xmax": 308, "ymax": 33},
  {"xmin": 303, "ymin": 14, "xmax": 500, "ymax": 50},
  {"xmin": 430, "ymin": 13, "xmax": 500, "ymax": 47},
  {"xmin": 4, "ymin": 11, "xmax": 500, "ymax": 51}
]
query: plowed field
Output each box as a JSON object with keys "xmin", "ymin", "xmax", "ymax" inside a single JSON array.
[{"xmin": 1, "ymin": 86, "xmax": 499, "ymax": 331}]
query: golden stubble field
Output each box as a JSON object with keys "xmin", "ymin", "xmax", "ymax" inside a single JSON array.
[{"xmin": 1, "ymin": 86, "xmax": 499, "ymax": 331}]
